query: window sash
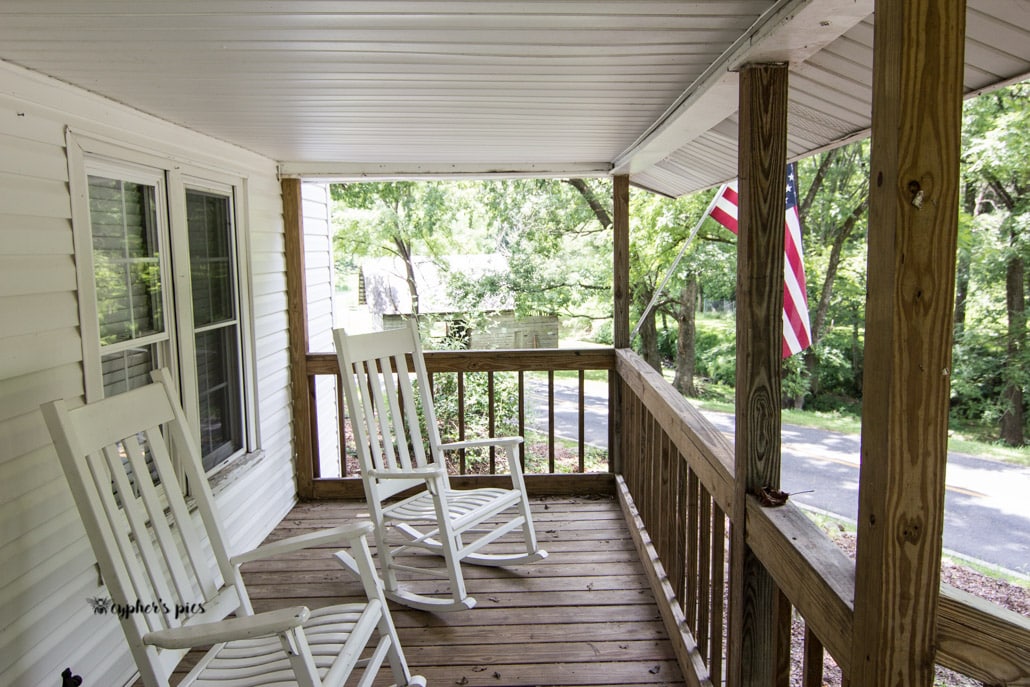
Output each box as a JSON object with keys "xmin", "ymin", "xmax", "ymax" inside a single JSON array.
[
  {"xmin": 183, "ymin": 186, "xmax": 245, "ymax": 470},
  {"xmin": 78, "ymin": 155, "xmax": 249, "ymax": 475},
  {"xmin": 87, "ymin": 174, "xmax": 170, "ymax": 349}
]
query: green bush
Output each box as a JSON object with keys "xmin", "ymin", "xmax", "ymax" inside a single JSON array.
[
  {"xmin": 656, "ymin": 326, "xmax": 678, "ymax": 361},
  {"xmin": 812, "ymin": 326, "xmax": 863, "ymax": 399},
  {"xmin": 950, "ymin": 327, "xmax": 1008, "ymax": 427},
  {"xmin": 430, "ymin": 369, "xmax": 521, "ymax": 474},
  {"xmin": 592, "ymin": 320, "xmax": 613, "ymax": 345}
]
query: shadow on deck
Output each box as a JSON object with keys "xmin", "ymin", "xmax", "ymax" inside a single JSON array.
[{"xmin": 244, "ymin": 495, "xmax": 685, "ymax": 686}]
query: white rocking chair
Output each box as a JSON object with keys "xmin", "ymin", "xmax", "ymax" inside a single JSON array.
[
  {"xmin": 42, "ymin": 370, "xmax": 424, "ymax": 687},
  {"xmin": 333, "ymin": 321, "xmax": 547, "ymax": 613}
]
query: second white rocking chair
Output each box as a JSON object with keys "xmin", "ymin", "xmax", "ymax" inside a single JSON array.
[
  {"xmin": 334, "ymin": 320, "xmax": 547, "ymax": 612},
  {"xmin": 43, "ymin": 370, "xmax": 423, "ymax": 687}
]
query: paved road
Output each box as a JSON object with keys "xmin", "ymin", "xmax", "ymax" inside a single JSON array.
[{"xmin": 529, "ymin": 379, "xmax": 1030, "ymax": 577}]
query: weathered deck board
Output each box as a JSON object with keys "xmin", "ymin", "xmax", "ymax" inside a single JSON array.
[{"xmin": 237, "ymin": 495, "xmax": 686, "ymax": 686}]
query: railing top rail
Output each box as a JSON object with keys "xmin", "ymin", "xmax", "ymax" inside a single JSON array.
[
  {"xmin": 614, "ymin": 349, "xmax": 734, "ymax": 513},
  {"xmin": 307, "ymin": 348, "xmax": 616, "ymax": 375}
]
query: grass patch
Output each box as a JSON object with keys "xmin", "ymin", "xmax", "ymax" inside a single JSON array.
[
  {"xmin": 521, "ymin": 429, "xmax": 609, "ymax": 474},
  {"xmin": 666, "ymin": 374, "xmax": 1029, "ymax": 466},
  {"xmin": 946, "ymin": 435, "xmax": 1030, "ymax": 466},
  {"xmin": 548, "ymin": 368, "xmax": 610, "ymax": 384}
]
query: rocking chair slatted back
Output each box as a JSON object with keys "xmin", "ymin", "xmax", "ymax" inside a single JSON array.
[
  {"xmin": 43, "ymin": 373, "xmax": 244, "ymax": 685},
  {"xmin": 334, "ymin": 321, "xmax": 547, "ymax": 612},
  {"xmin": 343, "ymin": 325, "xmax": 444, "ymax": 500}
]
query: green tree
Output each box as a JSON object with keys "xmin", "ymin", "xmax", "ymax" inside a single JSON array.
[
  {"xmin": 959, "ymin": 82, "xmax": 1030, "ymax": 445},
  {"xmin": 628, "ymin": 189, "xmax": 736, "ymax": 393},
  {"xmin": 332, "ymin": 181, "xmax": 460, "ymax": 315},
  {"xmin": 473, "ymin": 178, "xmax": 614, "ymax": 328},
  {"xmin": 795, "ymin": 142, "xmax": 870, "ymax": 405}
]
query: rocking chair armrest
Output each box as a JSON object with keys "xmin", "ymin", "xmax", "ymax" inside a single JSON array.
[
  {"xmin": 440, "ymin": 436, "xmax": 523, "ymax": 451},
  {"xmin": 369, "ymin": 466, "xmax": 442, "ymax": 480},
  {"xmin": 143, "ymin": 606, "xmax": 311, "ymax": 650},
  {"xmin": 230, "ymin": 522, "xmax": 375, "ymax": 566}
]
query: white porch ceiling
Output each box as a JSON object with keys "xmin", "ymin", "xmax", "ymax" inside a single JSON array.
[{"xmin": 1, "ymin": 0, "xmax": 1027, "ymax": 197}]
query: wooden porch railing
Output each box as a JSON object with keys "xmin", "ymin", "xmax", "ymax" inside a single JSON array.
[
  {"xmin": 294, "ymin": 345, "xmax": 1028, "ymax": 685},
  {"xmin": 613, "ymin": 350, "xmax": 1029, "ymax": 687},
  {"xmin": 302, "ymin": 348, "xmax": 617, "ymax": 499}
]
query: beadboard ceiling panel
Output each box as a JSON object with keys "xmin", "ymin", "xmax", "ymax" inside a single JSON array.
[
  {"xmin": 0, "ymin": 0, "xmax": 1027, "ymax": 196},
  {"xmin": 633, "ymin": 3, "xmax": 1030, "ymax": 197}
]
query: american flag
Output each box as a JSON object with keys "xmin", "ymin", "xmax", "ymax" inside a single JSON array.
[{"xmin": 707, "ymin": 163, "xmax": 813, "ymax": 357}]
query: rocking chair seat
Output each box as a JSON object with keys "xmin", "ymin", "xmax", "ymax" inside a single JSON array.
[
  {"xmin": 179, "ymin": 603, "xmax": 382, "ymax": 687},
  {"xmin": 386, "ymin": 485, "xmax": 522, "ymax": 526}
]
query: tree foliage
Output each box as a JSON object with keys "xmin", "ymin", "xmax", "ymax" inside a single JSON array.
[
  {"xmin": 332, "ymin": 181, "xmax": 460, "ymax": 314},
  {"xmin": 954, "ymin": 83, "xmax": 1030, "ymax": 444},
  {"xmin": 330, "ymin": 82, "xmax": 1029, "ymax": 444}
]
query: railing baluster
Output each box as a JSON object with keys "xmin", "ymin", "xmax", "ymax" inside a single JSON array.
[
  {"xmin": 685, "ymin": 469, "xmax": 700, "ymax": 634},
  {"xmin": 547, "ymin": 369, "xmax": 555, "ymax": 473},
  {"xmin": 672, "ymin": 444, "xmax": 686, "ymax": 604},
  {"xmin": 698, "ymin": 488, "xmax": 712, "ymax": 662},
  {"xmin": 487, "ymin": 370, "xmax": 496, "ymax": 473},
  {"xmin": 457, "ymin": 371, "xmax": 466, "ymax": 474},
  {"xmin": 517, "ymin": 370, "xmax": 525, "ymax": 470},
  {"xmin": 803, "ymin": 625, "xmax": 825, "ymax": 687},
  {"xmin": 308, "ymin": 375, "xmax": 321, "ymax": 478},
  {"xmin": 711, "ymin": 502, "xmax": 726, "ymax": 686},
  {"xmin": 578, "ymin": 369, "xmax": 585, "ymax": 472},
  {"xmin": 336, "ymin": 374, "xmax": 347, "ymax": 477}
]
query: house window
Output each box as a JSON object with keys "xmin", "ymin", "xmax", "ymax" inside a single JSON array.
[
  {"xmin": 80, "ymin": 161, "xmax": 248, "ymax": 474},
  {"xmin": 185, "ymin": 188, "xmax": 243, "ymax": 470}
]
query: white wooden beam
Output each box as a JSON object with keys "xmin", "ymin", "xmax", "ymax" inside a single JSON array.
[
  {"xmin": 611, "ymin": 0, "xmax": 872, "ymax": 177},
  {"xmin": 278, "ymin": 161, "xmax": 612, "ymax": 182}
]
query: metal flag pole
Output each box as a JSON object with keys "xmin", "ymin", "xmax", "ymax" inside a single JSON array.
[{"xmin": 629, "ymin": 185, "xmax": 729, "ymax": 341}]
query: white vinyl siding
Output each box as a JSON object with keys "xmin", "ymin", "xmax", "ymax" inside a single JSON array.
[
  {"xmin": 0, "ymin": 61, "xmax": 296, "ymax": 687},
  {"xmin": 301, "ymin": 182, "xmax": 342, "ymax": 477}
]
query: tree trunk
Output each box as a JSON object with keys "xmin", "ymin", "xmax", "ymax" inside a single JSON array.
[
  {"xmin": 810, "ymin": 199, "xmax": 868, "ymax": 344},
  {"xmin": 673, "ymin": 275, "xmax": 699, "ymax": 397},
  {"xmin": 989, "ymin": 180, "xmax": 1025, "ymax": 447},
  {"xmin": 954, "ymin": 183, "xmax": 978, "ymax": 335},
  {"xmin": 564, "ymin": 178, "xmax": 613, "ymax": 229},
  {"xmin": 1000, "ymin": 250, "xmax": 1025, "ymax": 446},
  {"xmin": 634, "ymin": 285, "xmax": 661, "ymax": 372},
  {"xmin": 802, "ymin": 198, "xmax": 867, "ymax": 401},
  {"xmin": 953, "ymin": 249, "xmax": 971, "ymax": 336},
  {"xmin": 393, "ymin": 235, "xmax": 420, "ymax": 315}
]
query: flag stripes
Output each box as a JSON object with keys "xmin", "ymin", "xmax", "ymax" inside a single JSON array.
[{"xmin": 708, "ymin": 163, "xmax": 812, "ymax": 357}]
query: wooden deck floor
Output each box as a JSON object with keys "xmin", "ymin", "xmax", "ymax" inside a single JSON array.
[{"xmin": 242, "ymin": 495, "xmax": 685, "ymax": 686}]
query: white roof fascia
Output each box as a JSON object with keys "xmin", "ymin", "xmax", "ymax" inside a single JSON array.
[{"xmin": 611, "ymin": 0, "xmax": 873, "ymax": 177}]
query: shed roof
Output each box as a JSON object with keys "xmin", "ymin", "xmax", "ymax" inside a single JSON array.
[
  {"xmin": 1, "ymin": 0, "xmax": 1027, "ymax": 197},
  {"xmin": 362, "ymin": 254, "xmax": 513, "ymax": 316}
]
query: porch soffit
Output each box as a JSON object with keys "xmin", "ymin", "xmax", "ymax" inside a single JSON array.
[{"xmin": 0, "ymin": 1, "xmax": 1027, "ymax": 197}]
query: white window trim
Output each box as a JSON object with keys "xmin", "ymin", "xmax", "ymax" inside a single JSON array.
[{"xmin": 66, "ymin": 129, "xmax": 259, "ymax": 471}]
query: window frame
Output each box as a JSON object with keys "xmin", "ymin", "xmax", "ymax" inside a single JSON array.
[{"xmin": 68, "ymin": 131, "xmax": 258, "ymax": 477}]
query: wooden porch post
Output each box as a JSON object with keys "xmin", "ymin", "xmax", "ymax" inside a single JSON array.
[
  {"xmin": 611, "ymin": 174, "xmax": 630, "ymax": 472},
  {"xmin": 851, "ymin": 1, "xmax": 966, "ymax": 685},
  {"xmin": 728, "ymin": 62, "xmax": 790, "ymax": 687},
  {"xmin": 613, "ymin": 174, "xmax": 631, "ymax": 349},
  {"xmin": 282, "ymin": 178, "xmax": 315, "ymax": 499}
]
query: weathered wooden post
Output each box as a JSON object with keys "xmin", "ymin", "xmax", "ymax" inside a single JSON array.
[
  {"xmin": 611, "ymin": 174, "xmax": 630, "ymax": 473},
  {"xmin": 851, "ymin": 1, "xmax": 966, "ymax": 685},
  {"xmin": 728, "ymin": 62, "xmax": 791, "ymax": 687},
  {"xmin": 282, "ymin": 177, "xmax": 315, "ymax": 498}
]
